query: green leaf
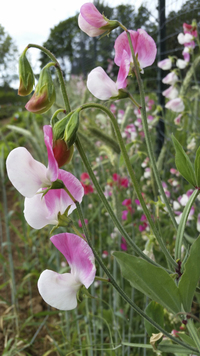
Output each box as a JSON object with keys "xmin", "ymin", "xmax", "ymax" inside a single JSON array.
[
  {"xmin": 172, "ymin": 135, "xmax": 196, "ymax": 187},
  {"xmin": 178, "ymin": 332, "xmax": 196, "ymax": 348},
  {"xmin": 195, "ymin": 146, "xmax": 200, "ymax": 187},
  {"xmin": 178, "ymin": 235, "xmax": 200, "ymax": 312},
  {"xmin": 144, "ymin": 301, "xmax": 164, "ymax": 337},
  {"xmin": 113, "ymin": 252, "xmax": 181, "ymax": 314}
]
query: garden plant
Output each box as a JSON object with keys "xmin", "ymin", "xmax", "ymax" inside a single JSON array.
[{"xmin": 2, "ymin": 2, "xmax": 200, "ymax": 355}]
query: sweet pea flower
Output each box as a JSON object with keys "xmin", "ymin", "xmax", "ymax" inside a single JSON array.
[
  {"xmin": 176, "ymin": 59, "xmax": 188, "ymax": 69},
  {"xmin": 38, "ymin": 233, "xmax": 96, "ymax": 310},
  {"xmin": 183, "ymin": 23, "xmax": 197, "ymax": 37},
  {"xmin": 157, "ymin": 58, "xmax": 172, "ymax": 70},
  {"xmin": 6, "ymin": 125, "xmax": 84, "ymax": 229},
  {"xmin": 177, "ymin": 33, "xmax": 195, "ymax": 49},
  {"xmin": 162, "ymin": 72, "xmax": 178, "ymax": 85},
  {"xmin": 165, "ymin": 98, "xmax": 185, "ymax": 112},
  {"xmin": 114, "ymin": 29, "xmax": 157, "ymax": 76},
  {"xmin": 87, "ymin": 54, "xmax": 129, "ymax": 100},
  {"xmin": 78, "ymin": 3, "xmax": 118, "ymax": 37},
  {"xmin": 182, "ymin": 47, "xmax": 190, "ymax": 62},
  {"xmin": 162, "ymin": 86, "xmax": 179, "ymax": 100}
]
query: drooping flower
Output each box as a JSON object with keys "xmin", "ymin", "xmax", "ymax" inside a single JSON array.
[
  {"xmin": 157, "ymin": 58, "xmax": 172, "ymax": 70},
  {"xmin": 183, "ymin": 22, "xmax": 197, "ymax": 37},
  {"xmin": 182, "ymin": 47, "xmax": 190, "ymax": 63},
  {"xmin": 162, "ymin": 86, "xmax": 179, "ymax": 100},
  {"xmin": 38, "ymin": 233, "xmax": 96, "ymax": 310},
  {"xmin": 87, "ymin": 52, "xmax": 129, "ymax": 100},
  {"xmin": 114, "ymin": 29, "xmax": 157, "ymax": 75},
  {"xmin": 177, "ymin": 33, "xmax": 195, "ymax": 49},
  {"xmin": 165, "ymin": 98, "xmax": 185, "ymax": 112},
  {"xmin": 176, "ymin": 59, "xmax": 188, "ymax": 69},
  {"xmin": 162, "ymin": 72, "xmax": 178, "ymax": 85},
  {"xmin": 78, "ymin": 2, "xmax": 118, "ymax": 37}
]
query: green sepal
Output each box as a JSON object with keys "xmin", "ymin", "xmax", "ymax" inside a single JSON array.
[
  {"xmin": 41, "ymin": 179, "xmax": 65, "ymax": 197},
  {"xmin": 53, "ymin": 111, "xmax": 74, "ymax": 141},
  {"xmin": 64, "ymin": 110, "xmax": 79, "ymax": 148},
  {"xmin": 172, "ymin": 135, "xmax": 196, "ymax": 186},
  {"xmin": 113, "ymin": 251, "xmax": 181, "ymax": 314},
  {"xmin": 194, "ymin": 146, "xmax": 200, "ymax": 188}
]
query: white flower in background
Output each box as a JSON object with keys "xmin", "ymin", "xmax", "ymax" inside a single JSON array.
[
  {"xmin": 187, "ymin": 137, "xmax": 196, "ymax": 150},
  {"xmin": 162, "ymin": 72, "xmax": 178, "ymax": 85},
  {"xmin": 157, "ymin": 58, "xmax": 172, "ymax": 70},
  {"xmin": 165, "ymin": 98, "xmax": 185, "ymax": 112},
  {"xmin": 176, "ymin": 59, "xmax": 188, "ymax": 69},
  {"xmin": 177, "ymin": 33, "xmax": 194, "ymax": 45},
  {"xmin": 162, "ymin": 86, "xmax": 179, "ymax": 100}
]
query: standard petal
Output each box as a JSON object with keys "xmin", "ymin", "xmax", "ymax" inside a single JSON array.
[
  {"xmin": 51, "ymin": 233, "xmax": 96, "ymax": 288},
  {"xmin": 114, "ymin": 31, "xmax": 133, "ymax": 66},
  {"xmin": 116, "ymin": 50, "xmax": 130, "ymax": 89},
  {"xmin": 43, "ymin": 125, "xmax": 58, "ymax": 182},
  {"xmin": 135, "ymin": 29, "xmax": 157, "ymax": 69},
  {"xmin": 38, "ymin": 270, "xmax": 81, "ymax": 310},
  {"xmin": 87, "ymin": 67, "xmax": 118, "ymax": 100},
  {"xmin": 6, "ymin": 147, "xmax": 49, "ymax": 198},
  {"xmin": 78, "ymin": 14, "xmax": 106, "ymax": 37}
]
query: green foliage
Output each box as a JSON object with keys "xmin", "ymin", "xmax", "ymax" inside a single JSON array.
[{"xmin": 144, "ymin": 301, "xmax": 164, "ymax": 337}]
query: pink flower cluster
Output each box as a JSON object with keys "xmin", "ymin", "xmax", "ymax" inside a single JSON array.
[{"xmin": 6, "ymin": 126, "xmax": 96, "ymax": 311}]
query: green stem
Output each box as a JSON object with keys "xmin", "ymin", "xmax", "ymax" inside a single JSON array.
[
  {"xmin": 27, "ymin": 43, "xmax": 71, "ymax": 113},
  {"xmin": 125, "ymin": 31, "xmax": 179, "ymax": 232},
  {"xmin": 76, "ymin": 135, "xmax": 171, "ymax": 271},
  {"xmin": 76, "ymin": 202, "xmax": 199, "ymax": 355},
  {"xmin": 78, "ymin": 104, "xmax": 176, "ymax": 270},
  {"xmin": 187, "ymin": 318, "xmax": 200, "ymax": 352}
]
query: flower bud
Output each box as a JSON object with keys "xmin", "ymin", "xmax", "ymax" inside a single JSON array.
[
  {"xmin": 25, "ymin": 63, "xmax": 56, "ymax": 114},
  {"xmin": 64, "ymin": 110, "xmax": 79, "ymax": 148},
  {"xmin": 78, "ymin": 3, "xmax": 119, "ymax": 37},
  {"xmin": 53, "ymin": 139, "xmax": 74, "ymax": 167},
  {"xmin": 53, "ymin": 112, "xmax": 73, "ymax": 141},
  {"xmin": 18, "ymin": 49, "xmax": 35, "ymax": 96}
]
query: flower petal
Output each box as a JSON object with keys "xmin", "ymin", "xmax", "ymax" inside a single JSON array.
[
  {"xmin": 116, "ymin": 50, "xmax": 130, "ymax": 89},
  {"xmin": 78, "ymin": 14, "xmax": 106, "ymax": 37},
  {"xmin": 80, "ymin": 3, "xmax": 107, "ymax": 28},
  {"xmin": 6, "ymin": 147, "xmax": 49, "ymax": 198},
  {"xmin": 38, "ymin": 270, "xmax": 81, "ymax": 310},
  {"xmin": 43, "ymin": 125, "xmax": 58, "ymax": 182},
  {"xmin": 51, "ymin": 233, "xmax": 96, "ymax": 288},
  {"xmin": 87, "ymin": 67, "xmax": 118, "ymax": 100},
  {"xmin": 135, "ymin": 29, "xmax": 157, "ymax": 69}
]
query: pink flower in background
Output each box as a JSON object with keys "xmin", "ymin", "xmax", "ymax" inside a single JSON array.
[
  {"xmin": 182, "ymin": 47, "xmax": 190, "ymax": 62},
  {"xmin": 114, "ymin": 29, "xmax": 157, "ymax": 75},
  {"xmin": 174, "ymin": 113, "xmax": 182, "ymax": 125},
  {"xmin": 122, "ymin": 210, "xmax": 128, "ymax": 220},
  {"xmin": 165, "ymin": 98, "xmax": 185, "ymax": 112},
  {"xmin": 38, "ymin": 233, "xmax": 96, "ymax": 310},
  {"xmin": 78, "ymin": 219, "xmax": 88, "ymax": 228},
  {"xmin": 81, "ymin": 172, "xmax": 94, "ymax": 194},
  {"xmin": 162, "ymin": 86, "xmax": 179, "ymax": 100},
  {"xmin": 158, "ymin": 58, "xmax": 172, "ymax": 70},
  {"xmin": 78, "ymin": 3, "xmax": 109, "ymax": 37},
  {"xmin": 121, "ymin": 237, "xmax": 127, "ymax": 251},
  {"xmin": 87, "ymin": 54, "xmax": 129, "ymax": 100},
  {"xmin": 183, "ymin": 23, "xmax": 197, "ymax": 37},
  {"xmin": 162, "ymin": 72, "xmax": 178, "ymax": 85},
  {"xmin": 112, "ymin": 173, "xmax": 129, "ymax": 188}
]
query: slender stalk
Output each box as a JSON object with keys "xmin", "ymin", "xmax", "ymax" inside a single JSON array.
[
  {"xmin": 125, "ymin": 31, "xmax": 179, "ymax": 232},
  {"xmin": 78, "ymin": 104, "xmax": 176, "ymax": 270},
  {"xmin": 75, "ymin": 135, "xmax": 172, "ymax": 271},
  {"xmin": 75, "ymin": 202, "xmax": 199, "ymax": 355},
  {"xmin": 187, "ymin": 318, "xmax": 200, "ymax": 352},
  {"xmin": 27, "ymin": 44, "xmax": 71, "ymax": 113}
]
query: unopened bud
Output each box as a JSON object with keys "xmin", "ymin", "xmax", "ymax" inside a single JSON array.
[
  {"xmin": 53, "ymin": 139, "xmax": 74, "ymax": 167},
  {"xmin": 18, "ymin": 48, "xmax": 35, "ymax": 96},
  {"xmin": 53, "ymin": 112, "xmax": 73, "ymax": 141},
  {"xmin": 25, "ymin": 63, "xmax": 56, "ymax": 114},
  {"xmin": 64, "ymin": 110, "xmax": 79, "ymax": 148}
]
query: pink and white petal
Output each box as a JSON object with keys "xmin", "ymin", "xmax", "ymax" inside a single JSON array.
[
  {"xmin": 51, "ymin": 233, "xmax": 96, "ymax": 288},
  {"xmin": 114, "ymin": 31, "xmax": 133, "ymax": 66},
  {"xmin": 38, "ymin": 270, "xmax": 81, "ymax": 310},
  {"xmin": 78, "ymin": 14, "xmax": 106, "ymax": 37},
  {"xmin": 116, "ymin": 50, "xmax": 130, "ymax": 89},
  {"xmin": 43, "ymin": 125, "xmax": 58, "ymax": 182},
  {"xmin": 135, "ymin": 29, "xmax": 157, "ymax": 69},
  {"xmin": 87, "ymin": 67, "xmax": 118, "ymax": 100},
  {"xmin": 6, "ymin": 147, "xmax": 49, "ymax": 198},
  {"xmin": 24, "ymin": 193, "xmax": 58, "ymax": 229},
  {"xmin": 80, "ymin": 3, "xmax": 108, "ymax": 28}
]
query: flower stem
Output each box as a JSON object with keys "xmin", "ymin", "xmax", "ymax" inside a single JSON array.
[
  {"xmin": 76, "ymin": 201, "xmax": 199, "ymax": 355},
  {"xmin": 27, "ymin": 44, "xmax": 71, "ymax": 113},
  {"xmin": 125, "ymin": 31, "xmax": 179, "ymax": 232},
  {"xmin": 78, "ymin": 104, "xmax": 176, "ymax": 270},
  {"xmin": 187, "ymin": 318, "xmax": 200, "ymax": 352}
]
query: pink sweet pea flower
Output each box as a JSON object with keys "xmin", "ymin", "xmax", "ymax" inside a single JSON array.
[
  {"xmin": 6, "ymin": 126, "xmax": 58, "ymax": 198},
  {"xmin": 182, "ymin": 47, "xmax": 190, "ymax": 63},
  {"xmin": 87, "ymin": 53, "xmax": 129, "ymax": 100},
  {"xmin": 165, "ymin": 98, "xmax": 185, "ymax": 112},
  {"xmin": 78, "ymin": 3, "xmax": 118, "ymax": 37},
  {"xmin": 162, "ymin": 72, "xmax": 178, "ymax": 85},
  {"xmin": 38, "ymin": 233, "xmax": 96, "ymax": 310},
  {"xmin": 121, "ymin": 237, "xmax": 127, "ymax": 251},
  {"xmin": 162, "ymin": 86, "xmax": 179, "ymax": 100},
  {"xmin": 183, "ymin": 23, "xmax": 197, "ymax": 37},
  {"xmin": 114, "ymin": 29, "xmax": 157, "ymax": 75},
  {"xmin": 157, "ymin": 58, "xmax": 172, "ymax": 70}
]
